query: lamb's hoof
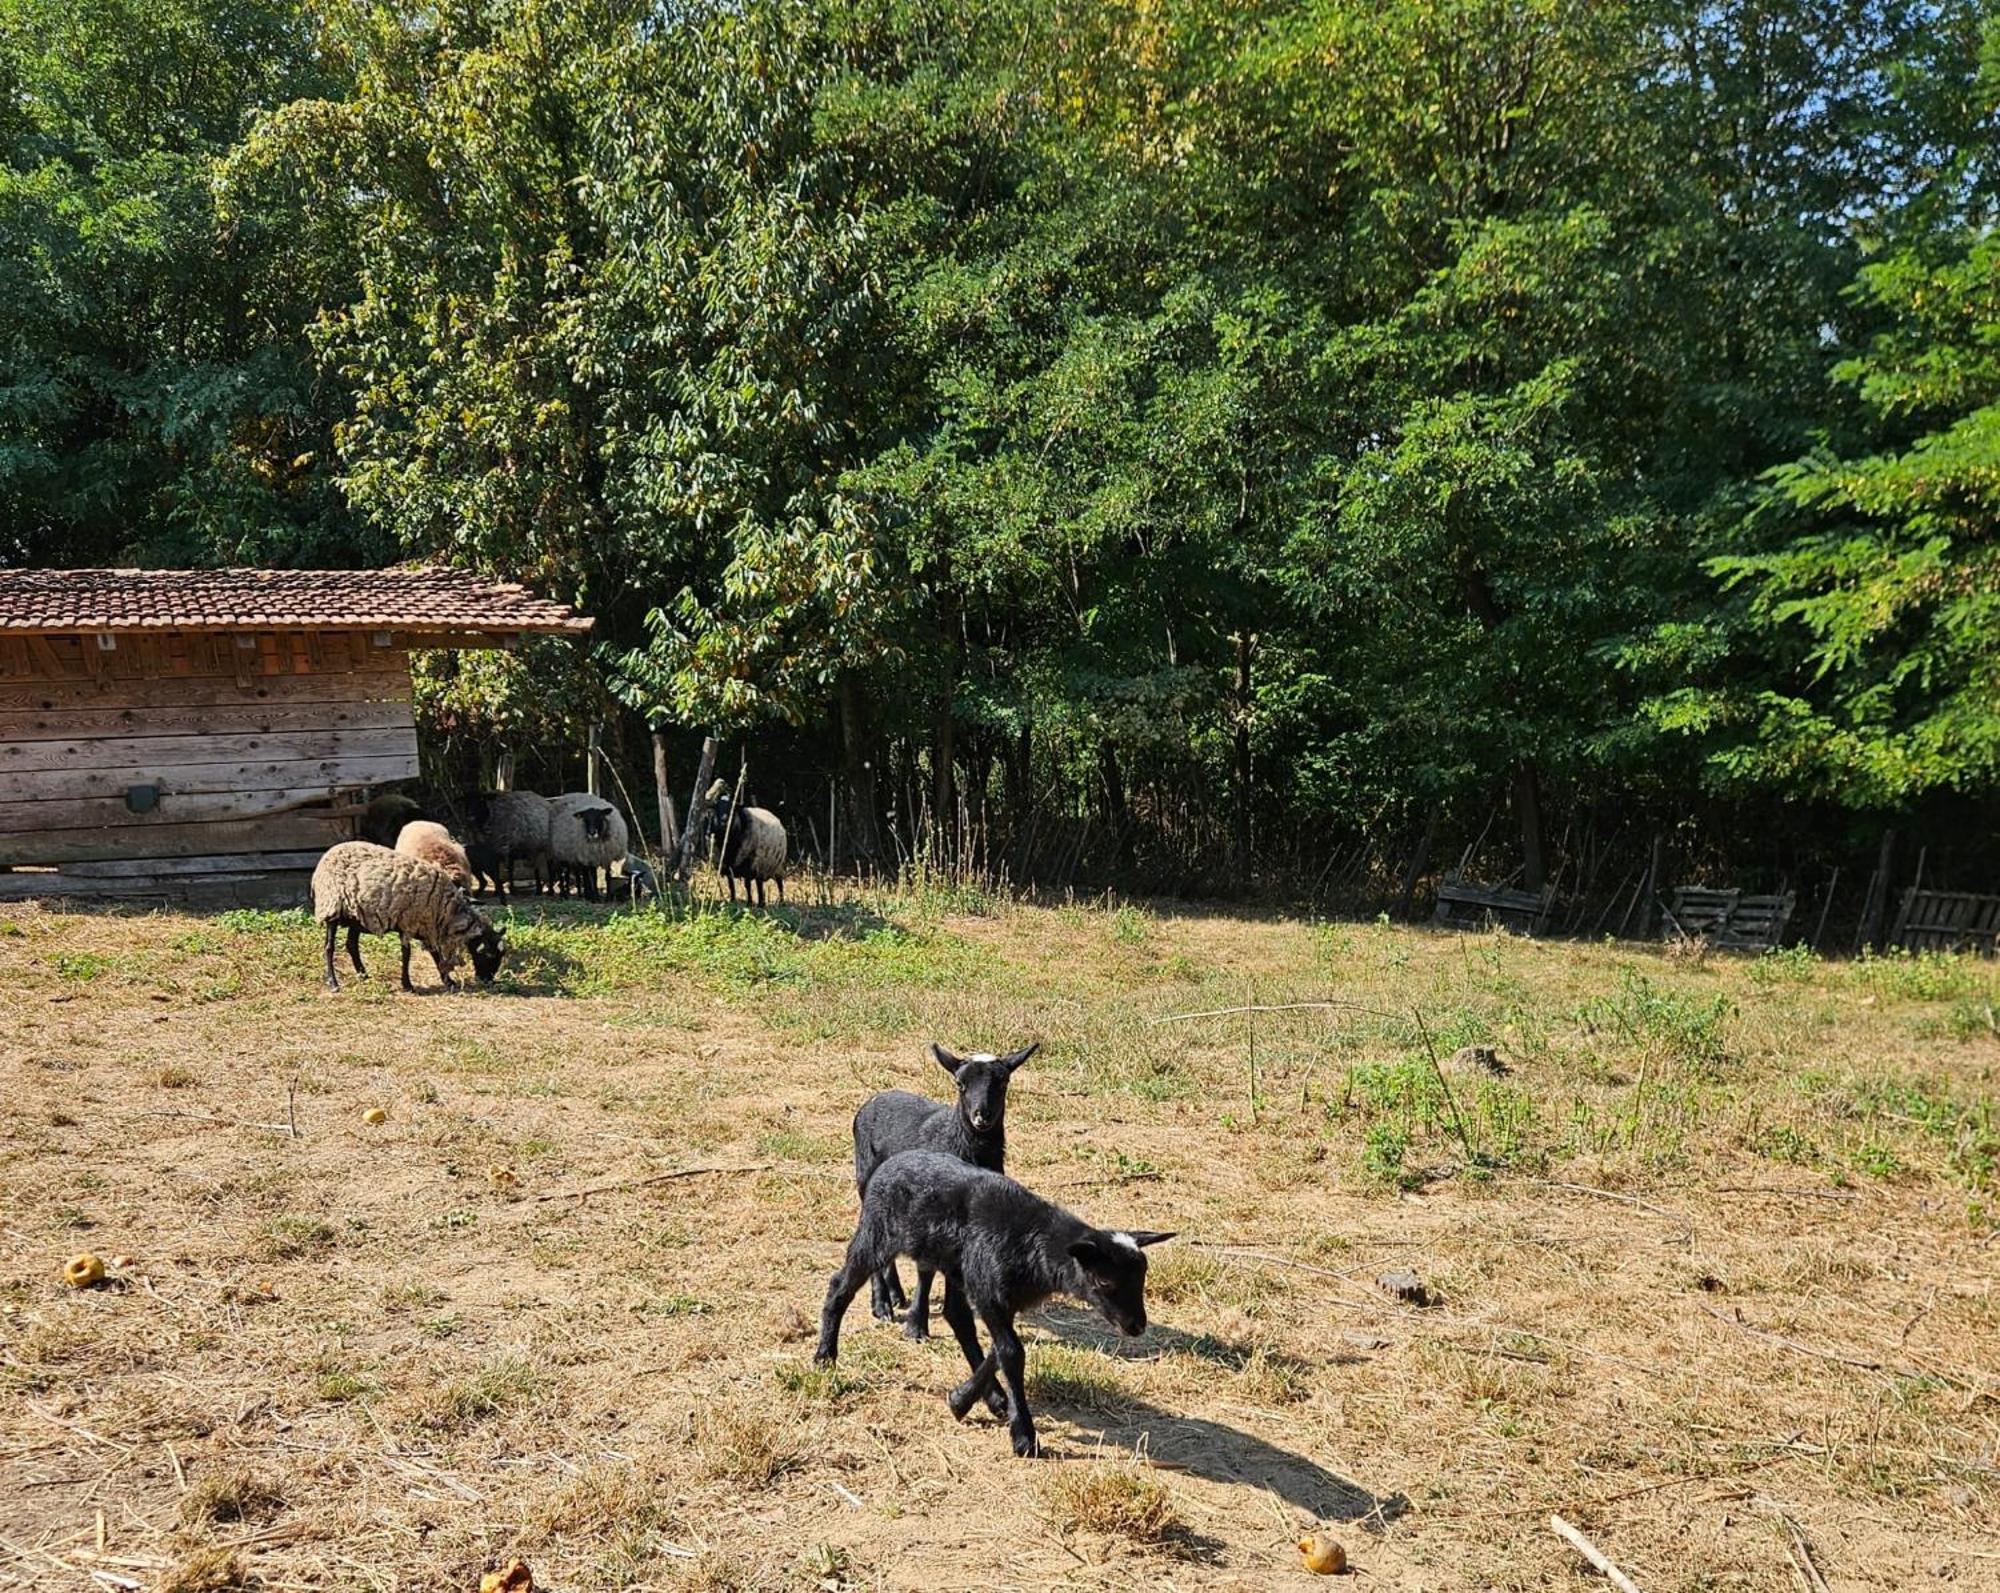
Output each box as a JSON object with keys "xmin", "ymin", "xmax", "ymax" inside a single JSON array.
[
  {"xmin": 870, "ymin": 1304, "xmax": 895, "ymax": 1324},
  {"xmin": 984, "ymin": 1387, "xmax": 1007, "ymax": 1419},
  {"xmin": 812, "ymin": 1350, "xmax": 837, "ymax": 1369},
  {"xmin": 902, "ymin": 1319, "xmax": 930, "ymax": 1342},
  {"xmin": 946, "ymin": 1382, "xmax": 981, "ymax": 1421},
  {"xmin": 1012, "ymin": 1431, "xmax": 1043, "ymax": 1459},
  {"xmin": 323, "ymin": 977, "xmax": 340, "ymax": 991}
]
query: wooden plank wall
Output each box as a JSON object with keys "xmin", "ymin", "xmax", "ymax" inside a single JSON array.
[{"xmin": 0, "ymin": 628, "xmax": 419, "ymax": 899}]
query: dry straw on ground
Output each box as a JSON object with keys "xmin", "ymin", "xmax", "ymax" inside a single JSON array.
[{"xmin": 1, "ymin": 885, "xmax": 1995, "ymax": 1590}]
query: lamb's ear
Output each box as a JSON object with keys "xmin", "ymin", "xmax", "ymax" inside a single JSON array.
[
  {"xmin": 1067, "ymin": 1237, "xmax": 1112, "ymax": 1271},
  {"xmin": 1001, "ymin": 1042, "xmax": 1040, "ymax": 1073},
  {"xmin": 1127, "ymin": 1230, "xmax": 1177, "ymax": 1249},
  {"xmin": 931, "ymin": 1042, "xmax": 963, "ymax": 1075}
]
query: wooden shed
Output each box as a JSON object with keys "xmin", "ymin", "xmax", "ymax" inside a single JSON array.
[{"xmin": 0, "ymin": 567, "xmax": 591, "ymax": 906}]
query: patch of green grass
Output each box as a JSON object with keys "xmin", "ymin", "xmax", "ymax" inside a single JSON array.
[
  {"xmin": 1746, "ymin": 944, "xmax": 1822, "ymax": 986},
  {"xmin": 1577, "ymin": 970, "xmax": 1734, "ymax": 1075},
  {"xmin": 216, "ymin": 907, "xmax": 314, "ymax": 935},
  {"xmin": 1027, "ymin": 1345, "xmax": 1134, "ymax": 1410},
  {"xmin": 413, "ymin": 1356, "xmax": 545, "ymax": 1430},
  {"xmin": 252, "ymin": 1217, "xmax": 336, "ymax": 1261},
  {"xmin": 52, "ymin": 951, "xmax": 109, "ymax": 982},
  {"xmin": 1850, "ymin": 949, "xmax": 1986, "ymax": 1003}
]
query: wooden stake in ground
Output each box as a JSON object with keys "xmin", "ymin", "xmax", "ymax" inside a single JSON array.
[
  {"xmin": 675, "ymin": 734, "xmax": 719, "ymax": 883},
  {"xmin": 1550, "ymin": 1515, "xmax": 1643, "ymax": 1593}
]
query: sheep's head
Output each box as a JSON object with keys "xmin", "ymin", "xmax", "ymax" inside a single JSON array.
[
  {"xmin": 704, "ymin": 790, "xmax": 734, "ymax": 840},
  {"xmin": 465, "ymin": 792, "xmax": 494, "ymax": 829},
  {"xmin": 1066, "ymin": 1227, "xmax": 1174, "ymax": 1338},
  {"xmin": 579, "ymin": 806, "xmax": 614, "ymax": 843},
  {"xmin": 447, "ymin": 898, "xmax": 507, "ymax": 984},
  {"xmin": 932, "ymin": 1041, "xmax": 1037, "ymax": 1136}
]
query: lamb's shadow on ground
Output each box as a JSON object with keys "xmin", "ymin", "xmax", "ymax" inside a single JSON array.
[{"xmin": 1012, "ymin": 1307, "xmax": 1408, "ymax": 1527}]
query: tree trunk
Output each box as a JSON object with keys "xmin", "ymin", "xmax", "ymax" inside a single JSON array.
[
  {"xmin": 837, "ymin": 676, "xmax": 882, "ymax": 870},
  {"xmin": 1098, "ymin": 739, "xmax": 1133, "ymax": 876},
  {"xmin": 651, "ymin": 726, "xmax": 678, "ymax": 857},
  {"xmin": 1232, "ymin": 632, "xmax": 1255, "ymax": 892},
  {"xmin": 930, "ymin": 690, "xmax": 955, "ymax": 866},
  {"xmin": 1637, "ymin": 832, "xmax": 1664, "ymax": 940},
  {"xmin": 495, "ymin": 750, "xmax": 514, "ymax": 793},
  {"xmin": 1006, "ymin": 720, "xmax": 1032, "ymax": 878},
  {"xmin": 586, "ymin": 722, "xmax": 601, "ymax": 797},
  {"xmin": 675, "ymin": 734, "xmax": 719, "ymax": 883},
  {"xmin": 1513, "ymin": 763, "xmax": 1546, "ymax": 893}
]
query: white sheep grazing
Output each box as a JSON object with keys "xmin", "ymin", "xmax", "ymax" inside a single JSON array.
[
  {"xmin": 547, "ymin": 793, "xmax": 630, "ymax": 901},
  {"xmin": 394, "ymin": 820, "xmax": 474, "ymax": 889},
  {"xmin": 311, "ymin": 842, "xmax": 506, "ymax": 992}
]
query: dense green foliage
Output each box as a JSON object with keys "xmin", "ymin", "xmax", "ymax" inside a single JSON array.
[{"xmin": 4, "ymin": 0, "xmax": 1997, "ymax": 892}]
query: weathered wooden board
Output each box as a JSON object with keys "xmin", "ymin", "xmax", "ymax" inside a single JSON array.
[
  {"xmin": 0, "ymin": 812, "xmax": 351, "ymax": 867},
  {"xmin": 0, "ymin": 630, "xmax": 410, "ymax": 685},
  {"xmin": 0, "ymin": 698, "xmax": 415, "ymax": 744},
  {"xmin": 52, "ymin": 850, "xmax": 331, "ymax": 879},
  {"xmin": 0, "ymin": 754, "xmax": 412, "ymax": 803},
  {"xmin": 0, "ymin": 669, "xmax": 411, "ymax": 714},
  {"xmin": 0, "ymin": 726, "xmax": 417, "ymax": 775},
  {"xmin": 0, "ymin": 868, "xmax": 316, "ymax": 903},
  {"xmin": 0, "ymin": 788, "xmax": 358, "ymax": 830}
]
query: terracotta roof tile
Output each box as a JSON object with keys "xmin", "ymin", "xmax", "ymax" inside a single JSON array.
[{"xmin": 0, "ymin": 568, "xmax": 592, "ymax": 637}]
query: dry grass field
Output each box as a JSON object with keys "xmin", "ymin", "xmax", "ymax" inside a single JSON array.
[{"xmin": 1, "ymin": 882, "xmax": 1996, "ymax": 1592}]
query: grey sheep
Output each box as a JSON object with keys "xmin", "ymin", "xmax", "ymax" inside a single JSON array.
[
  {"xmin": 359, "ymin": 791, "xmax": 423, "ymax": 848},
  {"xmin": 464, "ymin": 790, "xmax": 554, "ymax": 894},
  {"xmin": 814, "ymin": 1151, "xmax": 1173, "ymax": 1458},
  {"xmin": 394, "ymin": 820, "xmax": 474, "ymax": 889},
  {"xmin": 704, "ymin": 780, "xmax": 787, "ymax": 906},
  {"xmin": 852, "ymin": 1042, "xmax": 1038, "ymax": 1339},
  {"xmin": 548, "ymin": 793, "xmax": 629, "ymax": 900},
  {"xmin": 311, "ymin": 841, "xmax": 507, "ymax": 993}
]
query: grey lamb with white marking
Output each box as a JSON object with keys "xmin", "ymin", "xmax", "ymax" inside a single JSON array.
[
  {"xmin": 814, "ymin": 1151, "xmax": 1173, "ymax": 1458},
  {"xmin": 311, "ymin": 841, "xmax": 506, "ymax": 993}
]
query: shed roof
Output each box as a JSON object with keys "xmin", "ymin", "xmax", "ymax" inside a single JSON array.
[{"xmin": 0, "ymin": 567, "xmax": 592, "ymax": 640}]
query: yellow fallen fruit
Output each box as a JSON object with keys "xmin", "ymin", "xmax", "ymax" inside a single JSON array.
[
  {"xmin": 64, "ymin": 1253, "xmax": 106, "ymax": 1289},
  {"xmin": 1299, "ymin": 1535, "xmax": 1346, "ymax": 1575},
  {"xmin": 363, "ymin": 1108, "xmax": 388, "ymax": 1125},
  {"xmin": 479, "ymin": 1559, "xmax": 533, "ymax": 1593}
]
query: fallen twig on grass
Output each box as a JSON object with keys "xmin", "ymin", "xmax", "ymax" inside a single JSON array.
[
  {"xmin": 1710, "ymin": 1184, "xmax": 1861, "ymax": 1203},
  {"xmin": 533, "ymin": 1163, "xmax": 774, "ymax": 1202},
  {"xmin": 1778, "ymin": 1513, "xmax": 1831, "ymax": 1593},
  {"xmin": 1148, "ymin": 1001, "xmax": 1364, "ymax": 1025},
  {"xmin": 133, "ymin": 1108, "xmax": 293, "ymax": 1135},
  {"xmin": 1550, "ymin": 1514, "xmax": 1643, "ymax": 1593},
  {"xmin": 1538, "ymin": 1180, "xmax": 1693, "ymax": 1241},
  {"xmin": 1696, "ymin": 1303, "xmax": 1888, "ymax": 1374}
]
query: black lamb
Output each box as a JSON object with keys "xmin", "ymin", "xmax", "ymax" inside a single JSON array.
[
  {"xmin": 814, "ymin": 1149, "xmax": 1172, "ymax": 1457},
  {"xmin": 852, "ymin": 1042, "xmax": 1037, "ymax": 1339}
]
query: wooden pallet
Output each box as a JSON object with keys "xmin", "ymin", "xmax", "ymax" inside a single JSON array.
[
  {"xmin": 1663, "ymin": 887, "xmax": 1795, "ymax": 950},
  {"xmin": 1892, "ymin": 888, "xmax": 2000, "ymax": 955},
  {"xmin": 1434, "ymin": 874, "xmax": 1555, "ymax": 935}
]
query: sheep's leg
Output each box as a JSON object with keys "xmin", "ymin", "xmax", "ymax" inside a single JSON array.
[
  {"xmin": 398, "ymin": 934, "xmax": 417, "ymax": 993},
  {"xmin": 756, "ymin": 876, "xmax": 767, "ymax": 908},
  {"xmin": 322, "ymin": 922, "xmax": 341, "ymax": 990},
  {"xmin": 428, "ymin": 941, "xmax": 459, "ymax": 993},
  {"xmin": 776, "ymin": 875, "xmax": 785, "ymax": 906},
  {"xmin": 869, "ymin": 1264, "xmax": 900, "ymax": 1322},
  {"xmin": 813, "ymin": 1237, "xmax": 875, "ymax": 1367},
  {"xmin": 346, "ymin": 924, "xmax": 366, "ymax": 975},
  {"xmin": 903, "ymin": 1267, "xmax": 936, "ymax": 1341},
  {"xmin": 942, "ymin": 1281, "xmax": 1009, "ymax": 1421},
  {"xmin": 583, "ymin": 868, "xmax": 599, "ymax": 903},
  {"xmin": 985, "ymin": 1312, "xmax": 1038, "ymax": 1457}
]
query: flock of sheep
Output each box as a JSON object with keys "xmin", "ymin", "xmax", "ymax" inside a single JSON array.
[
  {"xmin": 305, "ymin": 779, "xmax": 1156, "ymax": 1458},
  {"xmin": 308, "ymin": 781, "xmax": 789, "ymax": 991},
  {"xmin": 825, "ymin": 1042, "xmax": 1174, "ymax": 1457}
]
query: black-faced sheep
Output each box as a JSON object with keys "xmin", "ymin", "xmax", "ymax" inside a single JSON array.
[
  {"xmin": 852, "ymin": 1042, "xmax": 1038, "ymax": 1339},
  {"xmin": 394, "ymin": 820, "xmax": 474, "ymax": 890},
  {"xmin": 360, "ymin": 791, "xmax": 423, "ymax": 849},
  {"xmin": 547, "ymin": 793, "xmax": 630, "ymax": 900},
  {"xmin": 464, "ymin": 790, "xmax": 554, "ymax": 894},
  {"xmin": 814, "ymin": 1151, "xmax": 1173, "ymax": 1457},
  {"xmin": 311, "ymin": 841, "xmax": 507, "ymax": 993},
  {"xmin": 704, "ymin": 780, "xmax": 787, "ymax": 906}
]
